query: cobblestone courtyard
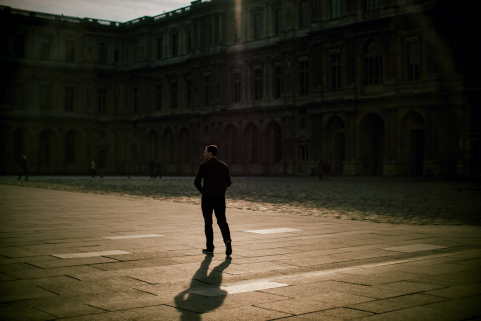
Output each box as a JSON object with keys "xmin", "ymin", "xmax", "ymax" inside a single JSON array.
[{"xmin": 2, "ymin": 176, "xmax": 480, "ymax": 226}]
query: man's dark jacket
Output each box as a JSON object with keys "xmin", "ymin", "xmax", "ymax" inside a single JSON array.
[{"xmin": 194, "ymin": 158, "xmax": 231, "ymax": 196}]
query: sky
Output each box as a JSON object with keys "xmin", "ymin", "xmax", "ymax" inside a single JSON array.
[{"xmin": 0, "ymin": 0, "xmax": 195, "ymax": 22}]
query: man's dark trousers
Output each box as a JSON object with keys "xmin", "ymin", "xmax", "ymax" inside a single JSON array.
[{"xmin": 201, "ymin": 195, "xmax": 231, "ymax": 251}]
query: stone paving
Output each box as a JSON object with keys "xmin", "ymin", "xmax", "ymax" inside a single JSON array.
[
  {"xmin": 0, "ymin": 181, "xmax": 480, "ymax": 320},
  {"xmin": 1, "ymin": 176, "xmax": 481, "ymax": 225}
]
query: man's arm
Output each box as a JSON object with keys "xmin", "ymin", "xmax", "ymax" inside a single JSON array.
[{"xmin": 194, "ymin": 164, "xmax": 204, "ymax": 193}]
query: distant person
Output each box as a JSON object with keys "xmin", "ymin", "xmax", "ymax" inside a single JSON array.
[
  {"xmin": 323, "ymin": 162, "xmax": 331, "ymax": 180},
  {"xmin": 194, "ymin": 145, "xmax": 232, "ymax": 257},
  {"xmin": 91, "ymin": 159, "xmax": 96, "ymax": 178},
  {"xmin": 156, "ymin": 160, "xmax": 162, "ymax": 179},
  {"xmin": 317, "ymin": 161, "xmax": 324, "ymax": 180},
  {"xmin": 17, "ymin": 155, "xmax": 28, "ymax": 181},
  {"xmin": 125, "ymin": 163, "xmax": 131, "ymax": 179},
  {"xmin": 149, "ymin": 160, "xmax": 155, "ymax": 178}
]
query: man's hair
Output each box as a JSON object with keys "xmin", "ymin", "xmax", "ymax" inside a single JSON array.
[{"xmin": 206, "ymin": 145, "xmax": 218, "ymax": 156}]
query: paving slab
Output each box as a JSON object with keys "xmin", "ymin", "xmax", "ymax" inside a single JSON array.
[{"xmin": 1, "ymin": 184, "xmax": 481, "ymax": 320}]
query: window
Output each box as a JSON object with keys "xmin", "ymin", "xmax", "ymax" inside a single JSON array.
[
  {"xmin": 274, "ymin": 66, "xmax": 283, "ymax": 98},
  {"xmin": 40, "ymin": 131, "xmax": 50, "ymax": 163},
  {"xmin": 274, "ymin": 124, "xmax": 282, "ymax": 162},
  {"xmin": 65, "ymin": 86, "xmax": 74, "ymax": 112},
  {"xmin": 114, "ymin": 50, "xmax": 119, "ymax": 63},
  {"xmin": 186, "ymin": 79, "xmax": 192, "ymax": 106},
  {"xmin": 99, "ymin": 42, "xmax": 108, "ymax": 64},
  {"xmin": 171, "ymin": 81, "xmax": 178, "ymax": 109},
  {"xmin": 13, "ymin": 84, "xmax": 25, "ymax": 110},
  {"xmin": 298, "ymin": 145, "xmax": 308, "ymax": 162},
  {"xmin": 187, "ymin": 30, "xmax": 192, "ymax": 52},
  {"xmin": 366, "ymin": 0, "xmax": 380, "ymax": 11},
  {"xmin": 133, "ymin": 41, "xmax": 139, "ymax": 62},
  {"xmin": 40, "ymin": 37, "xmax": 50, "ymax": 60},
  {"xmin": 98, "ymin": 88, "xmax": 107, "ymax": 113},
  {"xmin": 14, "ymin": 130, "xmax": 24, "ymax": 160},
  {"xmin": 156, "ymin": 84, "xmax": 163, "ymax": 110},
  {"xmin": 332, "ymin": 0, "xmax": 341, "ymax": 18},
  {"xmin": 299, "ymin": 61, "xmax": 309, "ymax": 94},
  {"xmin": 66, "ymin": 40, "xmax": 75, "ymax": 62},
  {"xmin": 233, "ymin": 72, "xmax": 241, "ymax": 102},
  {"xmin": 274, "ymin": 8, "xmax": 283, "ymax": 35},
  {"xmin": 407, "ymin": 42, "xmax": 421, "ymax": 81},
  {"xmin": 204, "ymin": 75, "xmax": 211, "ymax": 104},
  {"xmin": 254, "ymin": 13, "xmax": 263, "ymax": 39},
  {"xmin": 14, "ymin": 34, "xmax": 25, "ymax": 58},
  {"xmin": 330, "ymin": 53, "xmax": 342, "ymax": 89},
  {"xmin": 298, "ymin": 0, "xmax": 309, "ymax": 28},
  {"xmin": 363, "ymin": 40, "xmax": 384, "ymax": 86},
  {"xmin": 133, "ymin": 87, "xmax": 139, "ymax": 112},
  {"xmin": 234, "ymin": 19, "xmax": 240, "ymax": 43},
  {"xmin": 254, "ymin": 69, "xmax": 262, "ymax": 100},
  {"xmin": 172, "ymin": 34, "xmax": 178, "ymax": 56},
  {"xmin": 40, "ymin": 85, "xmax": 50, "ymax": 110},
  {"xmin": 65, "ymin": 131, "xmax": 75, "ymax": 163},
  {"xmin": 156, "ymin": 37, "xmax": 163, "ymax": 59}
]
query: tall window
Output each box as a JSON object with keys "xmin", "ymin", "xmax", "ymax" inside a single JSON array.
[
  {"xmin": 99, "ymin": 42, "xmax": 108, "ymax": 64},
  {"xmin": 298, "ymin": 0, "xmax": 309, "ymax": 28},
  {"xmin": 171, "ymin": 81, "xmax": 178, "ymax": 109},
  {"xmin": 66, "ymin": 40, "xmax": 75, "ymax": 62},
  {"xmin": 274, "ymin": 66, "xmax": 283, "ymax": 98},
  {"xmin": 254, "ymin": 69, "xmax": 262, "ymax": 100},
  {"xmin": 133, "ymin": 87, "xmax": 139, "ymax": 112},
  {"xmin": 274, "ymin": 8, "xmax": 283, "ymax": 35},
  {"xmin": 363, "ymin": 40, "xmax": 384, "ymax": 86},
  {"xmin": 330, "ymin": 53, "xmax": 342, "ymax": 89},
  {"xmin": 233, "ymin": 72, "xmax": 241, "ymax": 102},
  {"xmin": 156, "ymin": 37, "xmax": 163, "ymax": 59},
  {"xmin": 332, "ymin": 0, "xmax": 341, "ymax": 18},
  {"xmin": 156, "ymin": 84, "xmax": 163, "ymax": 110},
  {"xmin": 366, "ymin": 0, "xmax": 380, "ymax": 11},
  {"xmin": 65, "ymin": 131, "xmax": 75, "ymax": 163},
  {"xmin": 407, "ymin": 42, "xmax": 421, "ymax": 81},
  {"xmin": 204, "ymin": 75, "xmax": 211, "ymax": 104},
  {"xmin": 14, "ymin": 34, "xmax": 25, "ymax": 58},
  {"xmin": 186, "ymin": 79, "xmax": 192, "ymax": 106},
  {"xmin": 187, "ymin": 30, "xmax": 192, "ymax": 52},
  {"xmin": 39, "ymin": 131, "xmax": 50, "ymax": 163},
  {"xmin": 172, "ymin": 34, "xmax": 178, "ymax": 56},
  {"xmin": 98, "ymin": 88, "xmax": 107, "ymax": 113},
  {"xmin": 65, "ymin": 86, "xmax": 74, "ymax": 112},
  {"xmin": 13, "ymin": 84, "xmax": 25, "ymax": 110},
  {"xmin": 114, "ymin": 50, "xmax": 119, "ymax": 63},
  {"xmin": 40, "ymin": 37, "xmax": 50, "ymax": 60},
  {"xmin": 133, "ymin": 41, "xmax": 139, "ymax": 62},
  {"xmin": 14, "ymin": 130, "xmax": 24, "ymax": 160},
  {"xmin": 39, "ymin": 85, "xmax": 50, "ymax": 110},
  {"xmin": 299, "ymin": 61, "xmax": 309, "ymax": 94},
  {"xmin": 254, "ymin": 13, "xmax": 263, "ymax": 39},
  {"xmin": 298, "ymin": 145, "xmax": 308, "ymax": 162}
]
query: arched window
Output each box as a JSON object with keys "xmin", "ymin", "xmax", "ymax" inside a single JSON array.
[
  {"xmin": 65, "ymin": 131, "xmax": 75, "ymax": 163},
  {"xmin": 266, "ymin": 122, "xmax": 282, "ymax": 163},
  {"xmin": 162, "ymin": 129, "xmax": 174, "ymax": 164},
  {"xmin": 224, "ymin": 125, "xmax": 238, "ymax": 163},
  {"xmin": 244, "ymin": 124, "xmax": 259, "ymax": 163},
  {"xmin": 14, "ymin": 129, "xmax": 24, "ymax": 160},
  {"xmin": 363, "ymin": 40, "xmax": 384, "ymax": 86},
  {"xmin": 179, "ymin": 128, "xmax": 191, "ymax": 163},
  {"xmin": 40, "ymin": 131, "xmax": 50, "ymax": 163}
]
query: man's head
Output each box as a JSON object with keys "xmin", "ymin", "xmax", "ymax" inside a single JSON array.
[{"xmin": 203, "ymin": 145, "xmax": 218, "ymax": 160}]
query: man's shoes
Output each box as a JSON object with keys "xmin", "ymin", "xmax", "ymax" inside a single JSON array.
[
  {"xmin": 225, "ymin": 240, "xmax": 232, "ymax": 257},
  {"xmin": 202, "ymin": 249, "xmax": 214, "ymax": 255}
]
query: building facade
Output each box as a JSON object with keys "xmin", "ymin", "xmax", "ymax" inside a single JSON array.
[{"xmin": 1, "ymin": 0, "xmax": 479, "ymax": 177}]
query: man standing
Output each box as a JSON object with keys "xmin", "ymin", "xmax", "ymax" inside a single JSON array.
[
  {"xmin": 17, "ymin": 155, "xmax": 28, "ymax": 180},
  {"xmin": 194, "ymin": 145, "xmax": 232, "ymax": 256}
]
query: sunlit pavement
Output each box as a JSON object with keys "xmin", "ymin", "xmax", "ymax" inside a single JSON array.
[{"xmin": 0, "ymin": 183, "xmax": 480, "ymax": 320}]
